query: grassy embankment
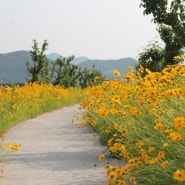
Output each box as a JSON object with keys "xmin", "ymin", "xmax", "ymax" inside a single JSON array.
[{"xmin": 80, "ymin": 64, "xmax": 185, "ymax": 185}]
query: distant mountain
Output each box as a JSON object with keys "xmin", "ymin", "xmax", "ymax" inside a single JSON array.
[
  {"xmin": 0, "ymin": 50, "xmax": 32, "ymax": 84},
  {"xmin": 77, "ymin": 58, "xmax": 138, "ymax": 79},
  {"xmin": 0, "ymin": 50, "xmax": 138, "ymax": 84},
  {"xmin": 71, "ymin": 56, "xmax": 89, "ymax": 65},
  {"xmin": 47, "ymin": 53, "xmax": 60, "ymax": 60},
  {"xmin": 47, "ymin": 53, "xmax": 89, "ymax": 65}
]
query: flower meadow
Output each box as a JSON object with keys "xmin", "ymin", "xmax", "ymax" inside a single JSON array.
[
  {"xmin": 0, "ymin": 82, "xmax": 83, "ymax": 132},
  {"xmin": 80, "ymin": 65, "xmax": 185, "ymax": 185},
  {"xmin": 0, "ymin": 82, "xmax": 83, "ymax": 178}
]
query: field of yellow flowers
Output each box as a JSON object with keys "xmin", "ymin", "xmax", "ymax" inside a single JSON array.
[
  {"xmin": 0, "ymin": 82, "xmax": 83, "ymax": 178},
  {"xmin": 0, "ymin": 82, "xmax": 83, "ymax": 132},
  {"xmin": 80, "ymin": 65, "xmax": 185, "ymax": 185}
]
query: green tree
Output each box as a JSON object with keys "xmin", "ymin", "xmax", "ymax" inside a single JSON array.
[
  {"xmin": 26, "ymin": 40, "xmax": 105, "ymax": 88},
  {"xmin": 137, "ymin": 41, "xmax": 165, "ymax": 76},
  {"xmin": 26, "ymin": 40, "xmax": 52, "ymax": 83},
  {"xmin": 140, "ymin": 0, "xmax": 185, "ymax": 65},
  {"xmin": 78, "ymin": 65, "xmax": 105, "ymax": 88},
  {"xmin": 158, "ymin": 25, "xmax": 183, "ymax": 65},
  {"xmin": 52, "ymin": 55, "xmax": 79, "ymax": 87}
]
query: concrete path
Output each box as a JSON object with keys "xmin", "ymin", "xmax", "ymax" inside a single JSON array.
[{"xmin": 1, "ymin": 104, "xmax": 111, "ymax": 185}]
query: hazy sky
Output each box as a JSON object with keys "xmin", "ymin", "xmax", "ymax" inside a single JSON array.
[{"xmin": 0, "ymin": 0, "xmax": 160, "ymax": 59}]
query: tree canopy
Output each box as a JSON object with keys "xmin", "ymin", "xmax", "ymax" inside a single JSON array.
[
  {"xmin": 138, "ymin": 0, "xmax": 185, "ymax": 72},
  {"xmin": 26, "ymin": 40, "xmax": 105, "ymax": 88}
]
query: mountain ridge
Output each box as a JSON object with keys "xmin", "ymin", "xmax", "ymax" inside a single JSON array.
[{"xmin": 0, "ymin": 50, "xmax": 138, "ymax": 84}]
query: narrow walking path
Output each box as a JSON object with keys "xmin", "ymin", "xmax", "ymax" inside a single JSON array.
[{"xmin": 1, "ymin": 104, "xmax": 111, "ymax": 185}]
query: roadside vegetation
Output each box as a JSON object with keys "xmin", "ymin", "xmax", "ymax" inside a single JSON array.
[
  {"xmin": 79, "ymin": 1, "xmax": 185, "ymax": 184},
  {"xmin": 80, "ymin": 62, "xmax": 185, "ymax": 185}
]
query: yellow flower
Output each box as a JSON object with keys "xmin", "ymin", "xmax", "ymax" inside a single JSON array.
[
  {"xmin": 98, "ymin": 154, "xmax": 105, "ymax": 161},
  {"xmin": 154, "ymin": 123, "xmax": 163, "ymax": 130},
  {"xmin": 168, "ymin": 109, "xmax": 174, "ymax": 115},
  {"xmin": 99, "ymin": 108, "xmax": 109, "ymax": 118},
  {"xmin": 114, "ymin": 123, "xmax": 119, "ymax": 130},
  {"xmin": 173, "ymin": 116, "xmax": 185, "ymax": 131},
  {"xmin": 129, "ymin": 177, "xmax": 137, "ymax": 185},
  {"xmin": 11, "ymin": 142, "xmax": 21, "ymax": 152},
  {"xmin": 118, "ymin": 180, "xmax": 126, "ymax": 185},
  {"xmin": 136, "ymin": 141, "xmax": 144, "ymax": 148},
  {"xmin": 173, "ymin": 55, "xmax": 182, "ymax": 61},
  {"xmin": 170, "ymin": 132, "xmax": 182, "ymax": 141},
  {"xmin": 76, "ymin": 123, "xmax": 83, "ymax": 129},
  {"xmin": 119, "ymin": 144, "xmax": 126, "ymax": 153},
  {"xmin": 8, "ymin": 111, "xmax": 13, "ymax": 117},
  {"xmin": 128, "ymin": 66, "xmax": 134, "ymax": 72},
  {"xmin": 157, "ymin": 152, "xmax": 165, "ymax": 159},
  {"xmin": 105, "ymin": 126, "xmax": 111, "ymax": 133},
  {"xmin": 138, "ymin": 65, "xmax": 144, "ymax": 73},
  {"xmin": 161, "ymin": 161, "xmax": 170, "ymax": 168},
  {"xmin": 1, "ymin": 132, "xmax": 7, "ymax": 137},
  {"xmin": 163, "ymin": 143, "xmax": 169, "ymax": 148},
  {"xmin": 2, "ymin": 144, "xmax": 10, "ymax": 149},
  {"xmin": 149, "ymin": 157, "xmax": 158, "ymax": 165},
  {"xmin": 148, "ymin": 147, "xmax": 155, "ymax": 153},
  {"xmin": 107, "ymin": 138, "xmax": 113, "ymax": 146},
  {"xmin": 113, "ymin": 69, "xmax": 121, "ymax": 76},
  {"xmin": 111, "ymin": 95, "xmax": 121, "ymax": 104},
  {"xmin": 129, "ymin": 107, "xmax": 140, "ymax": 115},
  {"xmin": 173, "ymin": 170, "xmax": 185, "ymax": 182},
  {"xmin": 166, "ymin": 89, "xmax": 176, "ymax": 98}
]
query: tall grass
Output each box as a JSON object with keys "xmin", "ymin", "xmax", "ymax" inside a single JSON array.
[{"xmin": 80, "ymin": 64, "xmax": 185, "ymax": 185}]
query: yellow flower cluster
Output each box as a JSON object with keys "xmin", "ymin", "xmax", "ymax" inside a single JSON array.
[
  {"xmin": 81, "ymin": 65, "xmax": 185, "ymax": 184},
  {"xmin": 0, "ymin": 82, "xmax": 83, "ymax": 132}
]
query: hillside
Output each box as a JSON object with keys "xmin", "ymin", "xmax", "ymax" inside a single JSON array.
[
  {"xmin": 0, "ymin": 50, "xmax": 32, "ymax": 84},
  {"xmin": 78, "ymin": 58, "xmax": 138, "ymax": 79},
  {"xmin": 0, "ymin": 50, "xmax": 138, "ymax": 84},
  {"xmin": 47, "ymin": 53, "xmax": 89, "ymax": 65}
]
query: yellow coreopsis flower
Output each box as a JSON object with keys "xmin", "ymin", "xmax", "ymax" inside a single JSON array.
[
  {"xmin": 161, "ymin": 161, "xmax": 170, "ymax": 168},
  {"xmin": 111, "ymin": 95, "xmax": 121, "ymax": 104},
  {"xmin": 170, "ymin": 132, "xmax": 182, "ymax": 141},
  {"xmin": 154, "ymin": 123, "xmax": 163, "ymax": 130},
  {"xmin": 173, "ymin": 170, "xmax": 185, "ymax": 182},
  {"xmin": 148, "ymin": 147, "xmax": 155, "ymax": 153},
  {"xmin": 173, "ymin": 55, "xmax": 182, "ymax": 61},
  {"xmin": 163, "ymin": 143, "xmax": 169, "ymax": 148},
  {"xmin": 157, "ymin": 151, "xmax": 165, "ymax": 159},
  {"xmin": 166, "ymin": 89, "xmax": 176, "ymax": 98},
  {"xmin": 136, "ymin": 141, "xmax": 144, "ymax": 148},
  {"xmin": 118, "ymin": 180, "xmax": 126, "ymax": 185},
  {"xmin": 2, "ymin": 144, "xmax": 10, "ymax": 149},
  {"xmin": 173, "ymin": 116, "xmax": 185, "ymax": 131},
  {"xmin": 114, "ymin": 123, "xmax": 119, "ymax": 130},
  {"xmin": 113, "ymin": 69, "xmax": 121, "ymax": 76},
  {"xmin": 149, "ymin": 157, "xmax": 158, "ymax": 165},
  {"xmin": 98, "ymin": 153, "xmax": 105, "ymax": 161}
]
